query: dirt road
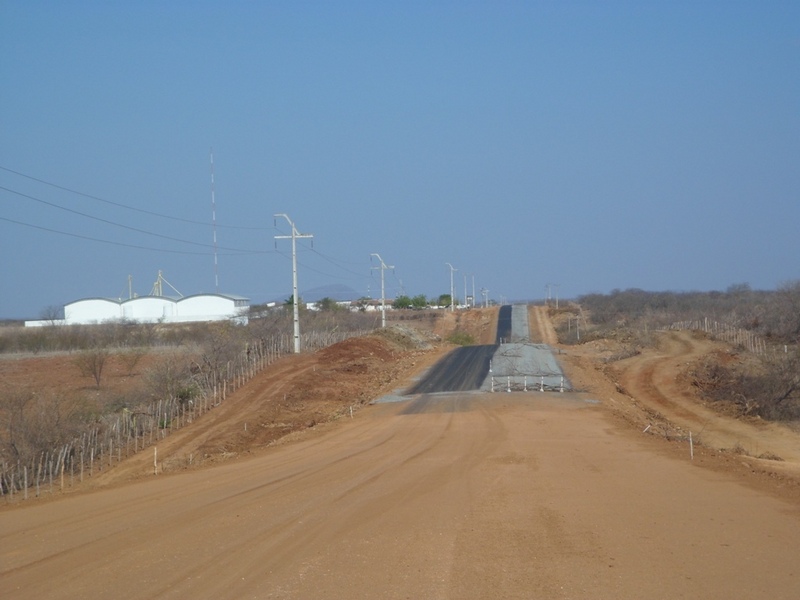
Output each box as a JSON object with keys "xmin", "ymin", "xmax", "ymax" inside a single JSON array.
[
  {"xmin": 3, "ymin": 391, "xmax": 799, "ymax": 599},
  {"xmin": 529, "ymin": 304, "xmax": 558, "ymax": 345},
  {"xmin": 3, "ymin": 310, "xmax": 800, "ymax": 599},
  {"xmin": 614, "ymin": 331, "xmax": 800, "ymax": 465}
]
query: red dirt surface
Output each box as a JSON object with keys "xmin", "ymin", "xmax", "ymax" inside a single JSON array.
[
  {"xmin": 2, "ymin": 308, "xmax": 800, "ymax": 599},
  {"xmin": 0, "ymin": 350, "xmax": 163, "ymax": 400}
]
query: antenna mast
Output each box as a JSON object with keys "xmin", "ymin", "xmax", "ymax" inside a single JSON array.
[{"xmin": 210, "ymin": 149, "xmax": 219, "ymax": 292}]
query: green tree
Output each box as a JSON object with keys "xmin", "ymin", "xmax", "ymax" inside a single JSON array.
[
  {"xmin": 411, "ymin": 294, "xmax": 428, "ymax": 309},
  {"xmin": 284, "ymin": 295, "xmax": 304, "ymax": 311},
  {"xmin": 317, "ymin": 297, "xmax": 343, "ymax": 311},
  {"xmin": 393, "ymin": 295, "xmax": 412, "ymax": 309},
  {"xmin": 438, "ymin": 294, "xmax": 452, "ymax": 308}
]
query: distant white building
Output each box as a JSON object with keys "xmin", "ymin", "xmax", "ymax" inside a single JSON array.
[
  {"xmin": 25, "ymin": 293, "xmax": 250, "ymax": 327},
  {"xmin": 350, "ymin": 298, "xmax": 395, "ymax": 312}
]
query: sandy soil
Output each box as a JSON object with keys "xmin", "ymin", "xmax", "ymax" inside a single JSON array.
[
  {"xmin": 2, "ymin": 307, "xmax": 800, "ymax": 599},
  {"xmin": 529, "ymin": 304, "xmax": 558, "ymax": 345}
]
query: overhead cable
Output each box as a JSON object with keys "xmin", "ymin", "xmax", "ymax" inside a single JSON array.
[
  {"xmin": 0, "ymin": 215, "xmax": 235, "ymax": 255},
  {"xmin": 0, "ymin": 185, "xmax": 267, "ymax": 254},
  {"xmin": 0, "ymin": 164, "xmax": 270, "ymax": 230}
]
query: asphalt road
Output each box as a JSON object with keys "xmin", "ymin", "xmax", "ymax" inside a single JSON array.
[
  {"xmin": 405, "ymin": 344, "xmax": 498, "ymax": 394},
  {"xmin": 496, "ymin": 304, "xmax": 512, "ymax": 343},
  {"xmin": 406, "ymin": 305, "xmax": 565, "ymax": 395}
]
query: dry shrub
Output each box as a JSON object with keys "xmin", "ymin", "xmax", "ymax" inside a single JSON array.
[
  {"xmin": 73, "ymin": 347, "xmax": 110, "ymax": 388},
  {"xmin": 0, "ymin": 386, "xmax": 85, "ymax": 466},
  {"xmin": 687, "ymin": 350, "xmax": 800, "ymax": 421}
]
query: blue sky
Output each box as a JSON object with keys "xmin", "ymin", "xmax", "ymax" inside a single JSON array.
[{"xmin": 1, "ymin": 1, "xmax": 798, "ymax": 319}]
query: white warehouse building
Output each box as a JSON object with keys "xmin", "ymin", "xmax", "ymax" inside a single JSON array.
[{"xmin": 25, "ymin": 293, "xmax": 250, "ymax": 327}]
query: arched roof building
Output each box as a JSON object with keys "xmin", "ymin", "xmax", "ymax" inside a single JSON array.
[{"xmin": 26, "ymin": 294, "xmax": 249, "ymax": 326}]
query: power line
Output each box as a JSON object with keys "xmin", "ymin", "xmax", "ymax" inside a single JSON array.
[
  {"xmin": 390, "ymin": 270, "xmax": 406, "ymax": 296},
  {"xmin": 306, "ymin": 245, "xmax": 372, "ymax": 278},
  {"xmin": 307, "ymin": 246, "xmax": 369, "ymax": 266},
  {"xmin": 0, "ymin": 215, "xmax": 228, "ymax": 255},
  {"xmin": 0, "ymin": 164, "xmax": 270, "ymax": 230},
  {"xmin": 0, "ymin": 185, "xmax": 267, "ymax": 254},
  {"xmin": 274, "ymin": 246, "xmax": 375, "ymax": 285}
]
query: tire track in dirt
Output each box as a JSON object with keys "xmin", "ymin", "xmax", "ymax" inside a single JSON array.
[
  {"xmin": 2, "ymin": 396, "xmax": 512, "ymax": 600},
  {"xmin": 528, "ymin": 305, "xmax": 558, "ymax": 345},
  {"xmin": 4, "ymin": 392, "xmax": 800, "ymax": 599},
  {"xmin": 615, "ymin": 330, "xmax": 800, "ymax": 462}
]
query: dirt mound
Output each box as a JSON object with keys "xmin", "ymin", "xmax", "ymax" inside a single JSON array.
[
  {"xmin": 85, "ymin": 328, "xmax": 448, "ymax": 485},
  {"xmin": 318, "ymin": 333, "xmax": 396, "ymax": 363},
  {"xmin": 373, "ymin": 323, "xmax": 439, "ymax": 350}
]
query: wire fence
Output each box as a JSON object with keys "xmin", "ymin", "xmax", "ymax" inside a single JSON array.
[
  {"xmin": 664, "ymin": 318, "xmax": 768, "ymax": 355},
  {"xmin": 1, "ymin": 328, "xmax": 370, "ymax": 503}
]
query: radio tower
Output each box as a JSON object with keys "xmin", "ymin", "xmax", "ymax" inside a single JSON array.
[{"xmin": 210, "ymin": 149, "xmax": 219, "ymax": 292}]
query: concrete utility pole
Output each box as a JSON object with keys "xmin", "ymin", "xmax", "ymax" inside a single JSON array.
[
  {"xmin": 371, "ymin": 253, "xmax": 394, "ymax": 328},
  {"xmin": 274, "ymin": 213, "xmax": 313, "ymax": 353},
  {"xmin": 472, "ymin": 274, "xmax": 475, "ymax": 308},
  {"xmin": 446, "ymin": 263, "xmax": 457, "ymax": 312},
  {"xmin": 481, "ymin": 287, "xmax": 489, "ymax": 308}
]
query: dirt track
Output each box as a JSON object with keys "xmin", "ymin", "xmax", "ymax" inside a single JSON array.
[
  {"xmin": 3, "ymin": 310, "xmax": 800, "ymax": 599},
  {"xmin": 615, "ymin": 331, "xmax": 800, "ymax": 464},
  {"xmin": 529, "ymin": 305, "xmax": 558, "ymax": 345}
]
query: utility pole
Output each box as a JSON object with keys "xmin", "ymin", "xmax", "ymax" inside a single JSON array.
[
  {"xmin": 274, "ymin": 213, "xmax": 313, "ymax": 353},
  {"xmin": 472, "ymin": 274, "xmax": 475, "ymax": 308},
  {"xmin": 371, "ymin": 253, "xmax": 394, "ymax": 328},
  {"xmin": 446, "ymin": 263, "xmax": 457, "ymax": 312}
]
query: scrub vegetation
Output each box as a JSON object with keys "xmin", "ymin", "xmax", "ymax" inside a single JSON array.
[
  {"xmin": 0, "ymin": 307, "xmax": 381, "ymax": 496},
  {"xmin": 554, "ymin": 282, "xmax": 800, "ymax": 421}
]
